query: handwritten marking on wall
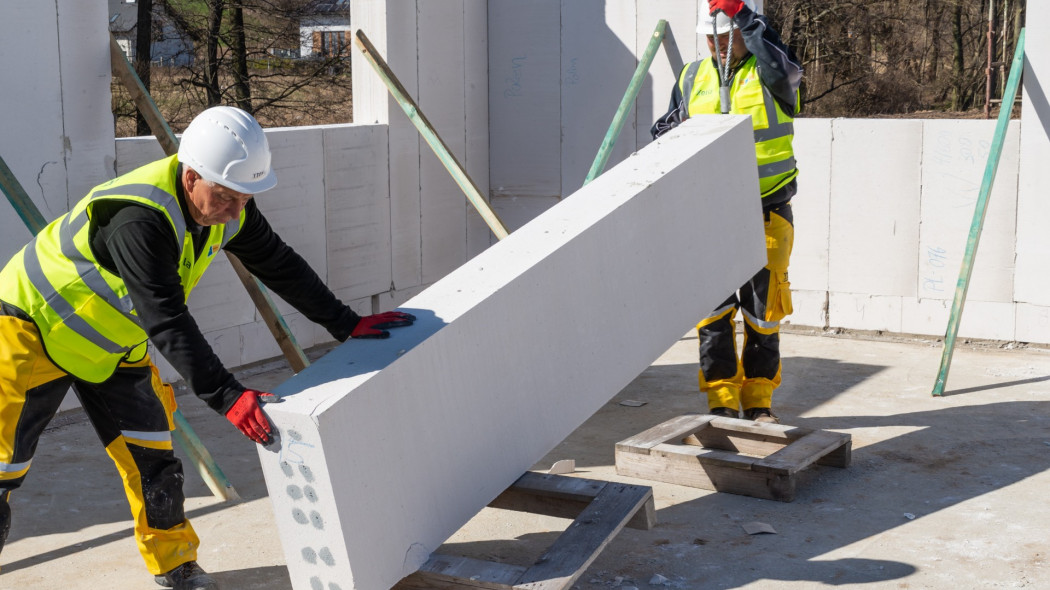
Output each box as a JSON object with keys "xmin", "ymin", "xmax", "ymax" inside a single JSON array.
[
  {"xmin": 920, "ymin": 128, "xmax": 990, "ymax": 298},
  {"xmin": 922, "ymin": 246, "xmax": 947, "ymax": 294},
  {"xmin": 566, "ymin": 57, "xmax": 580, "ymax": 86},
  {"xmin": 504, "ymin": 55, "xmax": 526, "ymax": 97}
]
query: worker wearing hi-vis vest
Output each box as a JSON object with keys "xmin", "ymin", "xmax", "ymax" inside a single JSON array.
[
  {"xmin": 651, "ymin": 0, "xmax": 802, "ymax": 424},
  {"xmin": 0, "ymin": 106, "xmax": 414, "ymax": 590}
]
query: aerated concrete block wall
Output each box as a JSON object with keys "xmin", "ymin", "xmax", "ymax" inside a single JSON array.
[
  {"xmin": 478, "ymin": 0, "xmax": 1048, "ymax": 345},
  {"xmin": 0, "ymin": 1, "xmax": 114, "ymax": 271}
]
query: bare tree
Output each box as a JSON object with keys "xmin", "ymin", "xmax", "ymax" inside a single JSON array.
[
  {"xmin": 766, "ymin": 0, "xmax": 1023, "ymax": 117},
  {"xmin": 134, "ymin": 0, "xmax": 155, "ymax": 135},
  {"xmin": 140, "ymin": 0, "xmax": 352, "ymax": 131}
]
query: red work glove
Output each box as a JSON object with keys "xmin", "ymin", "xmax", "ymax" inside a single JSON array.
[
  {"xmin": 709, "ymin": 0, "xmax": 745, "ymax": 17},
  {"xmin": 225, "ymin": 389, "xmax": 278, "ymax": 444},
  {"xmin": 350, "ymin": 311, "xmax": 417, "ymax": 339}
]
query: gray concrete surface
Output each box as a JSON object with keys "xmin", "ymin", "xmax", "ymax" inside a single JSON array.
[{"xmin": 3, "ymin": 330, "xmax": 1050, "ymax": 589}]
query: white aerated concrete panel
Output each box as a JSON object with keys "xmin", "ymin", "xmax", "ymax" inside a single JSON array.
[
  {"xmin": 828, "ymin": 119, "xmax": 922, "ymax": 298},
  {"xmin": 464, "ymin": 0, "xmax": 493, "ymax": 258},
  {"xmin": 1017, "ymin": 2, "xmax": 1050, "ymax": 307},
  {"xmin": 488, "ymin": 0, "xmax": 561, "ymax": 201},
  {"xmin": 828, "ymin": 293, "xmax": 903, "ymax": 333},
  {"xmin": 353, "ymin": 0, "xmax": 423, "ymax": 291},
  {"xmin": 1016, "ymin": 303, "xmax": 1050, "ymax": 344},
  {"xmin": 323, "ymin": 125, "xmax": 392, "ymax": 303},
  {"xmin": 115, "ymin": 137, "xmax": 168, "ymax": 174},
  {"xmin": 918, "ymin": 120, "xmax": 1018, "ymax": 304},
  {"xmin": 786, "ymin": 289, "xmax": 827, "ymax": 329},
  {"xmin": 902, "ymin": 297, "xmax": 1015, "ymax": 341},
  {"xmin": 561, "ymin": 0, "xmax": 638, "ymax": 195},
  {"xmin": 791, "ymin": 118, "xmax": 832, "ymax": 294},
  {"xmin": 0, "ymin": 1, "xmax": 113, "ymax": 263},
  {"xmin": 418, "ymin": 0, "xmax": 469, "ymax": 283},
  {"xmin": 249, "ymin": 127, "xmax": 329, "ymax": 316},
  {"xmin": 259, "ymin": 117, "xmax": 765, "ymax": 590}
]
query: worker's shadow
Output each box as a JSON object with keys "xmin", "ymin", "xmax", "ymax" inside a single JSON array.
[{"xmin": 430, "ymin": 354, "xmax": 1050, "ymax": 589}]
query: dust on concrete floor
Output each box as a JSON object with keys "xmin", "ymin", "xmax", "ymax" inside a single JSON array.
[{"xmin": 3, "ymin": 331, "xmax": 1050, "ymax": 589}]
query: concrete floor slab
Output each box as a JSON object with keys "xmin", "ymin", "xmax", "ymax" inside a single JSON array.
[{"xmin": 5, "ymin": 330, "xmax": 1050, "ymax": 589}]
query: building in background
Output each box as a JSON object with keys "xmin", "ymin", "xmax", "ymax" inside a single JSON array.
[
  {"xmin": 299, "ymin": 0, "xmax": 351, "ymax": 59},
  {"xmin": 109, "ymin": 0, "xmax": 193, "ymax": 67}
]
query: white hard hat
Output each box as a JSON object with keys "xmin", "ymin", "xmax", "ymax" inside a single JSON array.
[
  {"xmin": 698, "ymin": 0, "xmax": 757, "ymax": 35},
  {"xmin": 178, "ymin": 106, "xmax": 277, "ymax": 194}
]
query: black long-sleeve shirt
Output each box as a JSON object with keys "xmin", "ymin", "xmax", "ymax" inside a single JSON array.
[{"xmin": 88, "ymin": 169, "xmax": 360, "ymax": 414}]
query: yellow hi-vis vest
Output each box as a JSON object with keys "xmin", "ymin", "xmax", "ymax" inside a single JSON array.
[
  {"xmin": 0, "ymin": 155, "xmax": 244, "ymax": 383},
  {"xmin": 678, "ymin": 55, "xmax": 799, "ymax": 198}
]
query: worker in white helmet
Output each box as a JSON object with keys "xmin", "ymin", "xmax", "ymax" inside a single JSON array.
[
  {"xmin": 652, "ymin": 0, "xmax": 803, "ymax": 424},
  {"xmin": 0, "ymin": 106, "xmax": 414, "ymax": 589}
]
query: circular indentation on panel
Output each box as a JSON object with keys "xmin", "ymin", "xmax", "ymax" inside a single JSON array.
[
  {"xmin": 287, "ymin": 485, "xmax": 303, "ymax": 500},
  {"xmin": 318, "ymin": 546, "xmax": 335, "ymax": 566},
  {"xmin": 301, "ymin": 547, "xmax": 317, "ymax": 564},
  {"xmin": 310, "ymin": 577, "xmax": 323, "ymax": 590},
  {"xmin": 280, "ymin": 461, "xmax": 294, "ymax": 477},
  {"xmin": 310, "ymin": 510, "xmax": 324, "ymax": 530},
  {"xmin": 288, "ymin": 429, "xmax": 303, "ymax": 441},
  {"xmin": 292, "ymin": 508, "xmax": 308, "ymax": 524},
  {"xmin": 299, "ymin": 464, "xmax": 315, "ymax": 482},
  {"xmin": 303, "ymin": 485, "xmax": 318, "ymax": 503}
]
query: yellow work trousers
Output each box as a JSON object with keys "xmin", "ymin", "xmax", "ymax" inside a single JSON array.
[
  {"xmin": 0, "ymin": 312, "xmax": 199, "ymax": 575},
  {"xmin": 697, "ymin": 202, "xmax": 794, "ymax": 412}
]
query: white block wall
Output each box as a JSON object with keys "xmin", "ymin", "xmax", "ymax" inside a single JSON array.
[
  {"xmin": 260, "ymin": 117, "xmax": 766, "ymax": 590},
  {"xmin": 351, "ymin": 0, "xmax": 493, "ymax": 292},
  {"xmin": 0, "ymin": 1, "xmax": 113, "ymax": 265}
]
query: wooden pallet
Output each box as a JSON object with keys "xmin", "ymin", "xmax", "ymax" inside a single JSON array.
[
  {"xmin": 394, "ymin": 472, "xmax": 655, "ymax": 590},
  {"xmin": 615, "ymin": 413, "xmax": 851, "ymax": 502}
]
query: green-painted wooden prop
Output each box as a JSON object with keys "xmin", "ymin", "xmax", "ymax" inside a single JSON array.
[
  {"xmin": 354, "ymin": 29, "xmax": 510, "ymax": 240},
  {"xmin": 585, "ymin": 20, "xmax": 668, "ymax": 186},
  {"xmin": 933, "ymin": 28, "xmax": 1025, "ymax": 396},
  {"xmin": 0, "ymin": 155, "xmax": 47, "ymax": 234},
  {"xmin": 173, "ymin": 407, "xmax": 242, "ymax": 501}
]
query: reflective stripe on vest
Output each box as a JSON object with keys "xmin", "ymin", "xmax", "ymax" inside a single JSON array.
[
  {"xmin": 678, "ymin": 56, "xmax": 798, "ymax": 197},
  {"xmin": 0, "ymin": 155, "xmax": 244, "ymax": 382}
]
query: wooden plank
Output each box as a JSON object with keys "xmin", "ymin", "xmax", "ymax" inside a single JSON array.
[
  {"xmin": 684, "ymin": 415, "xmax": 848, "ymax": 466},
  {"xmin": 514, "ymin": 483, "xmax": 652, "ymax": 589},
  {"xmin": 615, "ymin": 414, "xmax": 714, "ymax": 454},
  {"xmin": 752, "ymin": 430, "xmax": 852, "ymax": 476},
  {"xmin": 506, "ymin": 471, "xmax": 605, "ymax": 502},
  {"xmin": 488, "ymin": 473, "xmax": 654, "ymax": 531},
  {"xmin": 616, "ymin": 445, "xmax": 794, "ymax": 502},
  {"xmin": 401, "ymin": 554, "xmax": 526, "ymax": 589}
]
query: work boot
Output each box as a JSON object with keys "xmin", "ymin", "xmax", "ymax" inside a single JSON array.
[
  {"xmin": 708, "ymin": 407, "xmax": 738, "ymax": 418},
  {"xmin": 154, "ymin": 561, "xmax": 220, "ymax": 590},
  {"xmin": 743, "ymin": 407, "xmax": 779, "ymax": 424}
]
